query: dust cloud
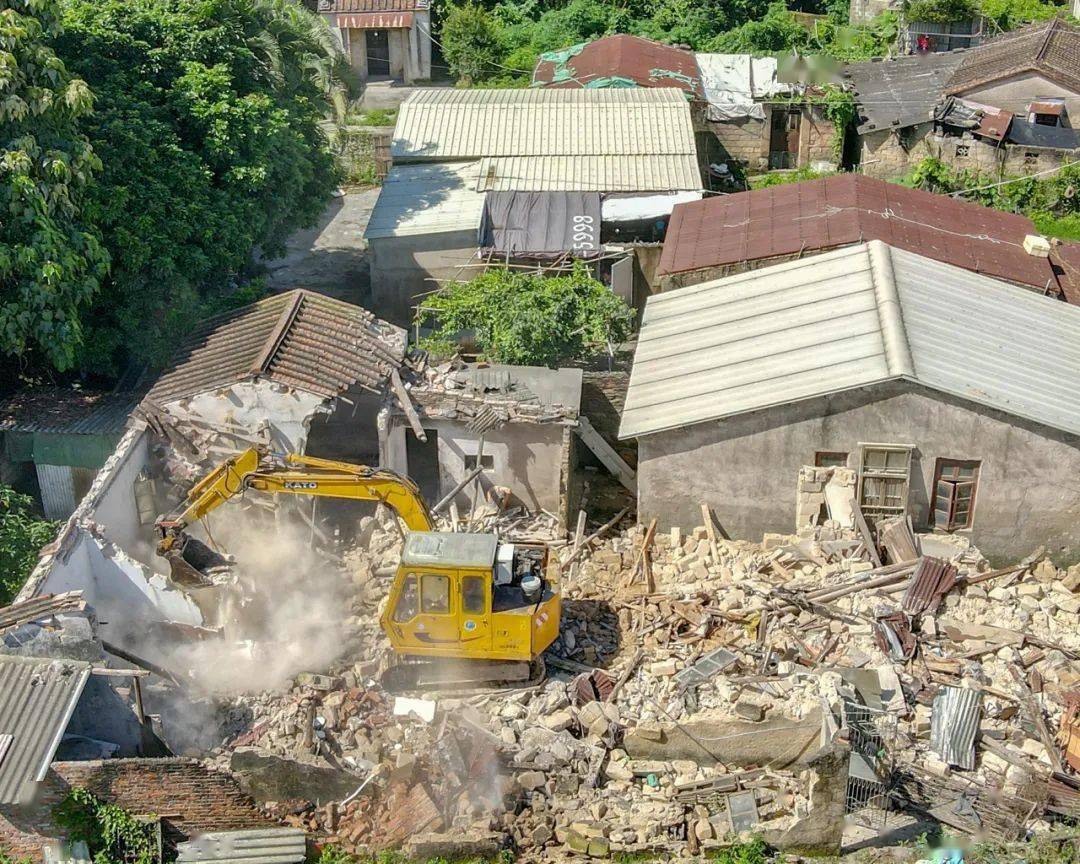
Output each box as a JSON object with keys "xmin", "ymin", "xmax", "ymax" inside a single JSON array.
[{"xmin": 155, "ymin": 509, "xmax": 354, "ymax": 695}]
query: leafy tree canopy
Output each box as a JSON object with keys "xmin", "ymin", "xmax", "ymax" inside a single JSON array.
[
  {"xmin": 0, "ymin": 485, "xmax": 56, "ymax": 605},
  {"xmin": 53, "ymin": 0, "xmax": 342, "ymax": 375},
  {"xmin": 419, "ymin": 266, "xmax": 634, "ymax": 367},
  {"xmin": 0, "ymin": 0, "xmax": 108, "ymax": 372}
]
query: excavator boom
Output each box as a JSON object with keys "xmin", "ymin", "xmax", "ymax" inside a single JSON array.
[{"xmin": 156, "ymin": 447, "xmax": 435, "ymax": 585}]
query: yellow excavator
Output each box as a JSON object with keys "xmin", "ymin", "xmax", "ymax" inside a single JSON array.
[{"xmin": 155, "ymin": 447, "xmax": 561, "ymax": 688}]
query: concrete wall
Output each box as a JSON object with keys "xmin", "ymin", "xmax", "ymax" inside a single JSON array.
[
  {"xmin": 955, "ymin": 72, "xmax": 1080, "ymax": 117},
  {"xmin": 636, "ymin": 381, "xmax": 1080, "ymax": 566},
  {"xmin": 165, "ymin": 381, "xmax": 327, "ymax": 456},
  {"xmin": 369, "ymin": 231, "xmax": 481, "ymax": 326},
  {"xmin": 383, "ymin": 419, "xmax": 568, "ymax": 514},
  {"xmin": 849, "ymin": 0, "xmax": 897, "ymax": 24}
]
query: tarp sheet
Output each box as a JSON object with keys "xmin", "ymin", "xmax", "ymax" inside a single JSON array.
[
  {"xmin": 479, "ymin": 191, "xmax": 602, "ymax": 258},
  {"xmin": 602, "ymin": 191, "xmax": 702, "ymax": 222},
  {"xmin": 697, "ymin": 54, "xmax": 796, "ymax": 121},
  {"xmin": 1007, "ymin": 117, "xmax": 1080, "ymax": 150}
]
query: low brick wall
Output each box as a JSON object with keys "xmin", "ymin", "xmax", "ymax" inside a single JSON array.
[{"xmin": 0, "ymin": 758, "xmax": 272, "ymax": 862}]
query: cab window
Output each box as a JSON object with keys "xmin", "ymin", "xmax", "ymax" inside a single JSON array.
[
  {"xmin": 462, "ymin": 575, "xmax": 485, "ymax": 614},
  {"xmin": 393, "ymin": 574, "xmax": 419, "ymax": 622},
  {"xmin": 421, "ymin": 574, "xmax": 450, "ymax": 614}
]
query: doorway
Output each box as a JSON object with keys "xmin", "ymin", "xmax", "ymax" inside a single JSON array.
[
  {"xmin": 365, "ymin": 29, "xmax": 391, "ymax": 78},
  {"xmin": 406, "ymin": 429, "xmax": 440, "ymax": 504},
  {"xmin": 769, "ymin": 108, "xmax": 801, "ymax": 170}
]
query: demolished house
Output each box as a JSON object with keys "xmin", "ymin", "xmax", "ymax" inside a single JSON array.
[
  {"xmin": 622, "ymin": 240, "xmax": 1080, "ymax": 565},
  {"xmin": 381, "ymin": 363, "xmax": 584, "ymax": 523},
  {"xmin": 13, "ymin": 290, "xmax": 408, "ymax": 735},
  {"xmin": 365, "ymin": 88, "xmax": 702, "ymax": 322},
  {"xmin": 847, "ymin": 18, "xmax": 1080, "ymax": 179},
  {"xmin": 655, "ymin": 173, "xmax": 1080, "ymax": 303}
]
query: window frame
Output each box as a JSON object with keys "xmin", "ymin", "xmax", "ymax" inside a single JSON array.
[
  {"xmin": 393, "ymin": 573, "xmax": 420, "ymax": 623},
  {"xmin": 857, "ymin": 443, "xmax": 913, "ymax": 519},
  {"xmin": 815, "ymin": 451, "xmax": 849, "ymax": 468},
  {"xmin": 420, "ymin": 573, "xmax": 451, "ymax": 615},
  {"xmin": 462, "ymin": 574, "xmax": 486, "ymax": 615},
  {"xmin": 932, "ymin": 458, "xmax": 980, "ymax": 531}
]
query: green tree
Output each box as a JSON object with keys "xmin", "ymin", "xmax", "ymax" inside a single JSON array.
[
  {"xmin": 55, "ymin": 0, "xmax": 340, "ymax": 375},
  {"xmin": 0, "ymin": 0, "xmax": 108, "ymax": 372},
  {"xmin": 442, "ymin": 2, "xmax": 507, "ymax": 83},
  {"xmin": 419, "ymin": 266, "xmax": 634, "ymax": 367},
  {"xmin": 0, "ymin": 485, "xmax": 56, "ymax": 604},
  {"xmin": 707, "ymin": 2, "xmax": 811, "ymax": 52},
  {"xmin": 978, "ymin": 0, "xmax": 1065, "ymax": 30}
]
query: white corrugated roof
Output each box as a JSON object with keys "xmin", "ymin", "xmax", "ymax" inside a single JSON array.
[
  {"xmin": 391, "ymin": 88, "xmax": 699, "ymax": 191},
  {"xmin": 364, "ymin": 161, "xmax": 485, "ymax": 240},
  {"xmin": 620, "ymin": 240, "xmax": 1080, "ymax": 438},
  {"xmin": 176, "ymin": 828, "xmax": 306, "ymax": 863},
  {"xmin": 475, "ymin": 155, "xmax": 700, "ymax": 192}
]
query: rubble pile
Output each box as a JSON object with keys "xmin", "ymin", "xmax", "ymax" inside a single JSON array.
[{"xmin": 197, "ymin": 488, "xmax": 1080, "ymax": 858}]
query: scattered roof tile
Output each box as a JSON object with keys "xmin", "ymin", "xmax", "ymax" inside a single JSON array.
[
  {"xmin": 657, "ymin": 174, "xmax": 1066, "ymax": 298},
  {"xmin": 946, "ymin": 18, "xmax": 1080, "ymax": 95},
  {"xmin": 531, "ymin": 35, "xmax": 704, "ymax": 99},
  {"xmin": 144, "ymin": 290, "xmax": 407, "ymax": 405}
]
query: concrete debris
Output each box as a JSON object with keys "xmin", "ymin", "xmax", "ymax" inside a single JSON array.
[{"xmin": 176, "ymin": 485, "xmax": 1080, "ymax": 859}]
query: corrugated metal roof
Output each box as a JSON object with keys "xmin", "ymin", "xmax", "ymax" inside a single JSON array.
[
  {"xmin": 844, "ymin": 51, "xmax": 967, "ymax": 133},
  {"xmin": 620, "ymin": 240, "xmax": 1080, "ymax": 439},
  {"xmin": 474, "ymin": 154, "xmax": 700, "ymax": 192},
  {"xmin": 0, "ymin": 592, "xmax": 86, "ymax": 634},
  {"xmin": 364, "ymin": 162, "xmax": 485, "ymax": 239},
  {"xmin": 901, "ymin": 557, "xmax": 958, "ymax": 615},
  {"xmin": 532, "ymin": 35, "xmax": 703, "ymax": 99},
  {"xmin": 930, "ymin": 685, "xmax": 981, "ymax": 770},
  {"xmin": 0, "ymin": 389, "xmax": 137, "ymax": 436},
  {"xmin": 144, "ymin": 290, "xmax": 407, "ymax": 404},
  {"xmin": 391, "ymin": 87, "xmax": 697, "ymax": 163},
  {"xmin": 0, "ymin": 655, "xmax": 91, "ymax": 804},
  {"xmin": 657, "ymin": 174, "xmax": 1064, "ymax": 297},
  {"xmin": 176, "ymin": 828, "xmax": 306, "ymax": 863}
]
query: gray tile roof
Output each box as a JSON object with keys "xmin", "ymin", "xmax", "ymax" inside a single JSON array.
[
  {"xmin": 844, "ymin": 51, "xmax": 967, "ymax": 133},
  {"xmin": 144, "ymin": 290, "xmax": 407, "ymax": 405}
]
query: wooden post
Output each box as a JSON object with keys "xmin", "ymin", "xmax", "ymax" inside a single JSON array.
[{"xmin": 700, "ymin": 503, "xmax": 721, "ymax": 567}]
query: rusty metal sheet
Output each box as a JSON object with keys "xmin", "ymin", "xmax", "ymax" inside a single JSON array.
[
  {"xmin": 873, "ymin": 612, "xmax": 916, "ymax": 660},
  {"xmin": 1047, "ymin": 771, "xmax": 1080, "ymax": 818},
  {"xmin": 901, "ymin": 556, "xmax": 958, "ymax": 616},
  {"xmin": 572, "ymin": 669, "xmax": 615, "ymax": 705},
  {"xmin": 532, "ymin": 34, "xmax": 703, "ymax": 99},
  {"xmin": 657, "ymin": 174, "xmax": 1063, "ymax": 300},
  {"xmin": 977, "ymin": 107, "xmax": 1012, "ymax": 141}
]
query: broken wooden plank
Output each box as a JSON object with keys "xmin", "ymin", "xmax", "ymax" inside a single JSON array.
[
  {"xmin": 701, "ymin": 503, "xmax": 721, "ymax": 567},
  {"xmin": 851, "ymin": 502, "xmax": 883, "ymax": 568},
  {"xmin": 390, "ymin": 369, "xmax": 427, "ymax": 442},
  {"xmin": 574, "ymin": 417, "xmax": 636, "ymax": 494}
]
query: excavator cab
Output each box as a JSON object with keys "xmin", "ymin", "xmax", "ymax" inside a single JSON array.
[{"xmin": 380, "ymin": 532, "xmax": 560, "ymax": 688}]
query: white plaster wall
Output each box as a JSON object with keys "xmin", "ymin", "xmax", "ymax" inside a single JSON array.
[
  {"xmin": 955, "ymin": 73, "xmax": 1080, "ymax": 117},
  {"xmin": 384, "ymin": 419, "xmax": 566, "ymax": 513},
  {"xmin": 164, "ymin": 381, "xmax": 328, "ymax": 455}
]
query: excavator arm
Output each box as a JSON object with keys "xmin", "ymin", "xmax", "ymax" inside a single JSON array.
[{"xmin": 156, "ymin": 447, "xmax": 435, "ymax": 585}]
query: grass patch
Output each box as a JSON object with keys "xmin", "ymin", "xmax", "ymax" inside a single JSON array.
[{"xmin": 351, "ymin": 107, "xmax": 398, "ymax": 127}]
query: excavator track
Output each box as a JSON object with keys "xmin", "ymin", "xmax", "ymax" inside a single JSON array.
[{"xmin": 379, "ymin": 655, "xmax": 546, "ymax": 695}]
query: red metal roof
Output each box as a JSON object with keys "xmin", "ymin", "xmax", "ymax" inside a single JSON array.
[
  {"xmin": 532, "ymin": 34, "xmax": 704, "ymax": 99},
  {"xmin": 658, "ymin": 174, "xmax": 1067, "ymax": 299},
  {"xmin": 1049, "ymin": 241, "xmax": 1080, "ymax": 305}
]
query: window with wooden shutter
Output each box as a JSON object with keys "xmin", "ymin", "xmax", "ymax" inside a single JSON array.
[
  {"xmin": 857, "ymin": 444, "xmax": 912, "ymax": 520},
  {"xmin": 932, "ymin": 459, "xmax": 980, "ymax": 531}
]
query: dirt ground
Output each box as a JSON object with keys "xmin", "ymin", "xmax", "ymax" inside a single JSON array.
[{"xmin": 262, "ymin": 188, "xmax": 380, "ymax": 304}]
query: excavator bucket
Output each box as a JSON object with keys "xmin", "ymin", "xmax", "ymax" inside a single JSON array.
[{"xmin": 161, "ymin": 533, "xmax": 235, "ymax": 588}]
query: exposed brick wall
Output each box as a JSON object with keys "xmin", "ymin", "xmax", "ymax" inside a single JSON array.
[
  {"xmin": 0, "ymin": 759, "xmax": 271, "ymax": 862},
  {"xmin": 581, "ymin": 372, "xmax": 634, "ymax": 466}
]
